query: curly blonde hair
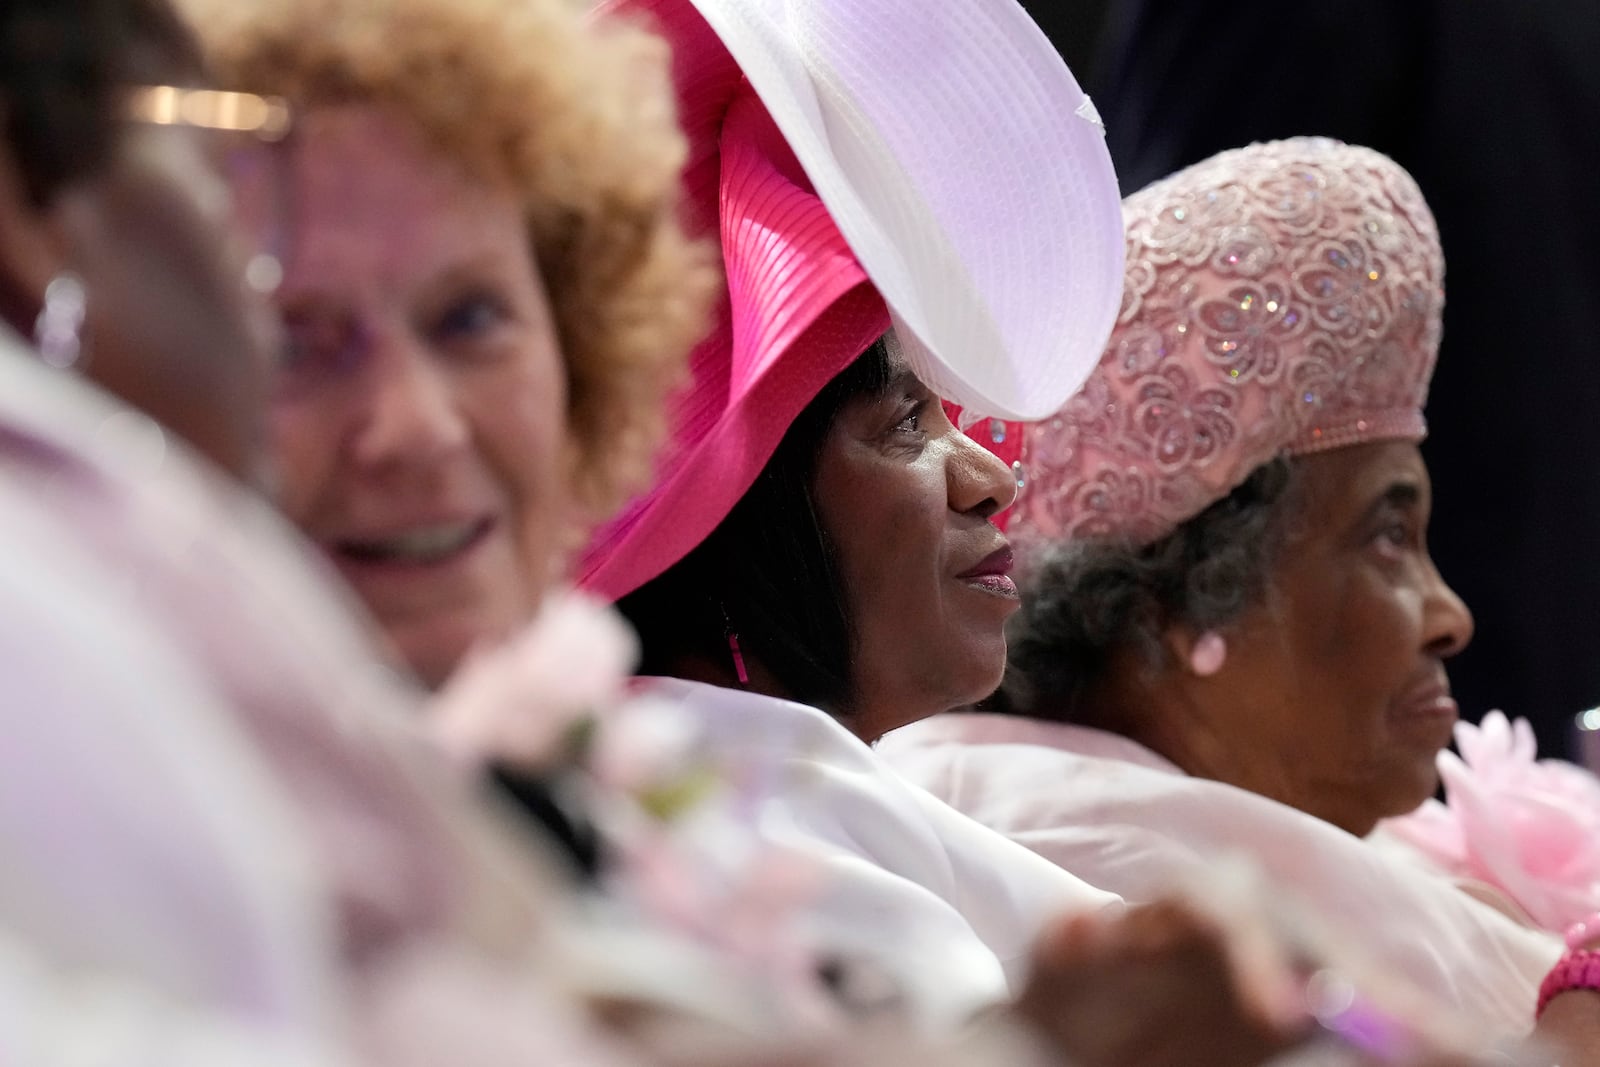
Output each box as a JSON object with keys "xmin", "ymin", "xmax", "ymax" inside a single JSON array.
[{"xmin": 176, "ymin": 0, "xmax": 717, "ymax": 522}]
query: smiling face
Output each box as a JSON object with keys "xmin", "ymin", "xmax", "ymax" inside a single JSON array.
[
  {"xmin": 1157, "ymin": 440, "xmax": 1474, "ymax": 834},
  {"xmin": 267, "ymin": 105, "xmax": 571, "ymax": 687},
  {"xmin": 811, "ymin": 354, "xmax": 1020, "ymax": 741}
]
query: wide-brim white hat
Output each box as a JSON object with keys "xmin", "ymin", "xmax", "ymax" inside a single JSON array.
[
  {"xmin": 690, "ymin": 0, "xmax": 1125, "ymax": 422},
  {"xmin": 580, "ymin": 0, "xmax": 1125, "ymax": 598}
]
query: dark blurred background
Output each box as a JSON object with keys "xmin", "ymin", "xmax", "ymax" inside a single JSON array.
[{"xmin": 1022, "ymin": 0, "xmax": 1600, "ymax": 759}]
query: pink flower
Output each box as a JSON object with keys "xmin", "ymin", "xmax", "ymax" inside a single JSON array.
[
  {"xmin": 430, "ymin": 611, "xmax": 835, "ymax": 1015},
  {"xmin": 605, "ymin": 810, "xmax": 833, "ymax": 1025},
  {"xmin": 428, "ymin": 591, "xmax": 638, "ymax": 768},
  {"xmin": 1383, "ymin": 711, "xmax": 1600, "ymax": 932}
]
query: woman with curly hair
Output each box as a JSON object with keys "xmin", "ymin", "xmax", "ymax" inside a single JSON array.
[
  {"xmin": 177, "ymin": 0, "xmax": 718, "ymax": 688},
  {"xmin": 880, "ymin": 139, "xmax": 1593, "ymax": 1048}
]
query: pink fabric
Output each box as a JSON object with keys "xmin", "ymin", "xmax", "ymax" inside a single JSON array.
[
  {"xmin": 0, "ymin": 390, "xmax": 463, "ymax": 969},
  {"xmin": 879, "ymin": 712, "xmax": 1561, "ymax": 1041},
  {"xmin": 0, "ymin": 342, "xmax": 459, "ymax": 967},
  {"xmin": 0, "ymin": 459, "xmax": 338, "ymax": 1046},
  {"xmin": 1010, "ymin": 138, "xmax": 1443, "ymax": 551},
  {"xmin": 578, "ymin": 0, "xmax": 889, "ymax": 600}
]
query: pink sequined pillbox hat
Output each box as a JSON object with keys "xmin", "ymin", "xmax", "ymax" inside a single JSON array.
[{"xmin": 1010, "ymin": 137, "xmax": 1444, "ymax": 554}]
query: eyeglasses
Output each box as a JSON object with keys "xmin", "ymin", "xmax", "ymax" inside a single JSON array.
[
  {"xmin": 124, "ymin": 85, "xmax": 291, "ymax": 138},
  {"xmin": 124, "ymin": 85, "xmax": 295, "ymax": 293}
]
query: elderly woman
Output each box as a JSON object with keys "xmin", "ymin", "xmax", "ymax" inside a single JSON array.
[{"xmin": 879, "ymin": 139, "xmax": 1599, "ymax": 1048}]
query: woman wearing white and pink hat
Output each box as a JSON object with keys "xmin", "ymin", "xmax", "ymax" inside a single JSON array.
[
  {"xmin": 578, "ymin": 0, "xmax": 1127, "ymax": 1028},
  {"xmin": 578, "ymin": 2, "xmax": 1315, "ymax": 1061}
]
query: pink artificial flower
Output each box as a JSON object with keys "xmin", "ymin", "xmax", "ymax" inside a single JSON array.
[
  {"xmin": 605, "ymin": 811, "xmax": 834, "ymax": 1026},
  {"xmin": 428, "ymin": 604, "xmax": 834, "ymax": 1017},
  {"xmin": 589, "ymin": 695, "xmax": 707, "ymax": 808},
  {"xmin": 1383, "ymin": 711, "xmax": 1600, "ymax": 933},
  {"xmin": 428, "ymin": 591, "xmax": 638, "ymax": 768}
]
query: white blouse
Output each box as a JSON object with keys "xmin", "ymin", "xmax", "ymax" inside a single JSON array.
[
  {"xmin": 645, "ymin": 679, "xmax": 1123, "ymax": 1030},
  {"xmin": 879, "ymin": 713, "xmax": 1560, "ymax": 1041}
]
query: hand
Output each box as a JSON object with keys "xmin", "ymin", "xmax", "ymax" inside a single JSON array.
[
  {"xmin": 1013, "ymin": 899, "xmax": 1305, "ymax": 1067},
  {"xmin": 1533, "ymin": 988, "xmax": 1600, "ymax": 1067}
]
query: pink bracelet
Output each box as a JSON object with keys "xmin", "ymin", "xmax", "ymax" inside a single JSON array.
[{"xmin": 1536, "ymin": 949, "xmax": 1600, "ymax": 1018}]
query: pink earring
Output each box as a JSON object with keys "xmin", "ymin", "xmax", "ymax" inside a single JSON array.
[
  {"xmin": 727, "ymin": 630, "xmax": 750, "ymax": 685},
  {"xmin": 1190, "ymin": 631, "xmax": 1227, "ymax": 677},
  {"xmin": 720, "ymin": 605, "xmax": 750, "ymax": 686}
]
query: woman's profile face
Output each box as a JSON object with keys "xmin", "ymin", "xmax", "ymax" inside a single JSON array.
[
  {"xmin": 811, "ymin": 350, "xmax": 1019, "ymax": 741},
  {"xmin": 1193, "ymin": 440, "xmax": 1473, "ymax": 833},
  {"xmin": 267, "ymin": 105, "xmax": 571, "ymax": 688}
]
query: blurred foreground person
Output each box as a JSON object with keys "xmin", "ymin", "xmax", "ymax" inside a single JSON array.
[{"xmin": 0, "ymin": 0, "xmax": 342, "ymax": 1058}]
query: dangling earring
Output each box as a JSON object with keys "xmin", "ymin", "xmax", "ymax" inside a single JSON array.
[
  {"xmin": 1189, "ymin": 631, "xmax": 1227, "ymax": 677},
  {"xmin": 34, "ymin": 271, "xmax": 86, "ymax": 370},
  {"xmin": 721, "ymin": 604, "xmax": 750, "ymax": 686}
]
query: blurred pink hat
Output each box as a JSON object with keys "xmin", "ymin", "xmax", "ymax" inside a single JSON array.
[
  {"xmin": 1011, "ymin": 137, "xmax": 1445, "ymax": 554},
  {"xmin": 576, "ymin": 0, "xmax": 1123, "ymax": 600}
]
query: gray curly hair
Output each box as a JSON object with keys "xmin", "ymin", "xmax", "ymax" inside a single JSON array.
[{"xmin": 998, "ymin": 456, "xmax": 1299, "ymax": 722}]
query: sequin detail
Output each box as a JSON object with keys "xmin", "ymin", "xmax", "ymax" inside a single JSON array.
[
  {"xmin": 1012, "ymin": 138, "xmax": 1441, "ymax": 552},
  {"xmin": 1074, "ymin": 96, "xmax": 1105, "ymax": 132}
]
